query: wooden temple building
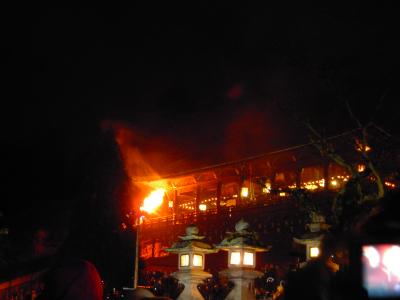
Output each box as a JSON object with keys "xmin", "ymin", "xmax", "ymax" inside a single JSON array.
[{"xmin": 135, "ymin": 129, "xmax": 399, "ymax": 273}]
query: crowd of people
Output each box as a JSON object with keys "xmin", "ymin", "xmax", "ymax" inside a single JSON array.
[{"xmin": 4, "ymin": 189, "xmax": 397, "ymax": 299}]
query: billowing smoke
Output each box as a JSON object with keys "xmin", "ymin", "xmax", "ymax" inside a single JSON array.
[
  {"xmin": 106, "ymin": 121, "xmax": 159, "ymax": 181},
  {"xmin": 102, "ymin": 120, "xmax": 164, "ymax": 211},
  {"xmin": 223, "ymin": 106, "xmax": 276, "ymax": 160},
  {"xmin": 101, "ymin": 101, "xmax": 288, "ymax": 211},
  {"xmin": 102, "ymin": 120, "xmax": 200, "ymax": 212}
]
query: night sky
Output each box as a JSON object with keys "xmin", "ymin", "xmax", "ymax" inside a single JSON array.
[{"xmin": 1, "ymin": 4, "xmax": 399, "ymax": 240}]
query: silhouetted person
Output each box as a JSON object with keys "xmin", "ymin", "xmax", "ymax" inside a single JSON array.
[{"xmin": 37, "ymin": 258, "xmax": 103, "ymax": 300}]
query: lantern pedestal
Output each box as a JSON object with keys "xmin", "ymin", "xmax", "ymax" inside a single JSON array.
[
  {"xmin": 219, "ymin": 268, "xmax": 263, "ymax": 300},
  {"xmin": 172, "ymin": 269, "xmax": 212, "ymax": 300}
]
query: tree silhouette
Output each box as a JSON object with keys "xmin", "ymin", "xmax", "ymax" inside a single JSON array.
[{"xmin": 59, "ymin": 126, "xmax": 134, "ymax": 289}]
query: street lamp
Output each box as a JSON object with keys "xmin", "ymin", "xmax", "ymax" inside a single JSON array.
[{"xmin": 133, "ymin": 216, "xmax": 142, "ymax": 289}]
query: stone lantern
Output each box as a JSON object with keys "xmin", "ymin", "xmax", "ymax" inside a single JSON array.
[
  {"xmin": 216, "ymin": 219, "xmax": 270, "ymax": 300},
  {"xmin": 293, "ymin": 211, "xmax": 331, "ymax": 265},
  {"xmin": 165, "ymin": 225, "xmax": 217, "ymax": 300}
]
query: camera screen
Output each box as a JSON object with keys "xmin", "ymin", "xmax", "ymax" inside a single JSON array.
[{"xmin": 362, "ymin": 244, "xmax": 400, "ymax": 298}]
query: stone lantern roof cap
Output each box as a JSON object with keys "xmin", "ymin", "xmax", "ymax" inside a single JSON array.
[
  {"xmin": 178, "ymin": 224, "xmax": 205, "ymax": 241},
  {"xmin": 165, "ymin": 225, "xmax": 218, "ymax": 254},
  {"xmin": 293, "ymin": 233, "xmax": 324, "ymax": 245},
  {"xmin": 216, "ymin": 219, "xmax": 270, "ymax": 252}
]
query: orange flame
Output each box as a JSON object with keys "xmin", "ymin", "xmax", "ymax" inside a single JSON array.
[{"xmin": 140, "ymin": 188, "xmax": 165, "ymax": 214}]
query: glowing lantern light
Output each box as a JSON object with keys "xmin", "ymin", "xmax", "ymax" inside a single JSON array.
[
  {"xmin": 199, "ymin": 204, "xmax": 207, "ymax": 211},
  {"xmin": 166, "ymin": 225, "xmax": 216, "ymax": 271},
  {"xmin": 140, "ymin": 188, "xmax": 165, "ymax": 214},
  {"xmin": 331, "ymin": 180, "xmax": 337, "ymax": 186},
  {"xmin": 357, "ymin": 164, "xmax": 366, "ymax": 172},
  {"xmin": 178, "ymin": 253, "xmax": 206, "ymax": 268},
  {"xmin": 178, "ymin": 252, "xmax": 207, "ymax": 268},
  {"xmin": 218, "ymin": 219, "xmax": 270, "ymax": 270},
  {"xmin": 241, "ymin": 187, "xmax": 249, "ymax": 198},
  {"xmin": 168, "ymin": 200, "xmax": 173, "ymax": 208},
  {"xmin": 279, "ymin": 192, "xmax": 286, "ymax": 197},
  {"xmin": 243, "ymin": 251, "xmax": 254, "ymax": 266},
  {"xmin": 228, "ymin": 250, "xmax": 255, "ymax": 267},
  {"xmin": 356, "ymin": 142, "xmax": 371, "ymax": 152},
  {"xmin": 193, "ymin": 254, "xmax": 203, "ymax": 267},
  {"xmin": 230, "ymin": 251, "xmax": 241, "ymax": 265},
  {"xmin": 263, "ymin": 182, "xmax": 271, "ymax": 193},
  {"xmin": 180, "ymin": 254, "xmax": 189, "ymax": 267},
  {"xmin": 310, "ymin": 247, "xmax": 320, "ymax": 258},
  {"xmin": 304, "ymin": 183, "xmax": 318, "ymax": 190},
  {"xmin": 385, "ymin": 181, "xmax": 396, "ymax": 188}
]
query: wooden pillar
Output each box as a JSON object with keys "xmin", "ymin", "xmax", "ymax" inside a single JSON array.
[
  {"xmin": 323, "ymin": 160, "xmax": 329, "ymax": 191},
  {"xmin": 237, "ymin": 180, "xmax": 243, "ymax": 207},
  {"xmin": 296, "ymin": 168, "xmax": 302, "ymax": 189},
  {"xmin": 270, "ymin": 171, "xmax": 276, "ymax": 191},
  {"xmin": 235, "ymin": 166, "xmax": 244, "ymax": 207},
  {"xmin": 174, "ymin": 189, "xmax": 179, "ymax": 216},
  {"xmin": 249, "ymin": 162, "xmax": 253, "ymax": 200},
  {"xmin": 270, "ymin": 171, "xmax": 277, "ymax": 201},
  {"xmin": 195, "ymin": 185, "xmax": 201, "ymax": 215},
  {"xmin": 216, "ymin": 181, "xmax": 222, "ymax": 214}
]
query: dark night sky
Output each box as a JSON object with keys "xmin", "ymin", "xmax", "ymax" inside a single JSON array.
[{"xmin": 1, "ymin": 4, "xmax": 399, "ymax": 226}]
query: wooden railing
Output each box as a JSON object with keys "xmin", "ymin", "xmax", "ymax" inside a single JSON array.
[{"xmin": 0, "ymin": 269, "xmax": 47, "ymax": 300}]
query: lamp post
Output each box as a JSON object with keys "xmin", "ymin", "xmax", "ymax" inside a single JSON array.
[
  {"xmin": 166, "ymin": 225, "xmax": 218, "ymax": 300},
  {"xmin": 133, "ymin": 216, "xmax": 141, "ymax": 289},
  {"xmin": 216, "ymin": 219, "xmax": 270, "ymax": 300},
  {"xmin": 133, "ymin": 187, "xmax": 166, "ymax": 289}
]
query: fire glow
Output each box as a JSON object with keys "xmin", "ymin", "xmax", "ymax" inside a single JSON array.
[{"xmin": 140, "ymin": 188, "xmax": 165, "ymax": 214}]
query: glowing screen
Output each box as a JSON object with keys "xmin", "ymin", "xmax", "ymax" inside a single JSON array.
[{"xmin": 362, "ymin": 244, "xmax": 400, "ymax": 298}]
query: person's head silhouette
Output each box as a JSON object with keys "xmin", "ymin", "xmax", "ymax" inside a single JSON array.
[{"xmin": 38, "ymin": 258, "xmax": 103, "ymax": 300}]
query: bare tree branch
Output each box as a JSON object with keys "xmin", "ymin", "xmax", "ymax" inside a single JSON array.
[
  {"xmin": 374, "ymin": 89, "xmax": 389, "ymax": 115},
  {"xmin": 305, "ymin": 121, "xmax": 356, "ymax": 176},
  {"xmin": 345, "ymin": 100, "xmax": 362, "ymax": 129},
  {"xmin": 371, "ymin": 122, "xmax": 392, "ymax": 138},
  {"xmin": 359, "ymin": 126, "xmax": 385, "ymax": 199}
]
